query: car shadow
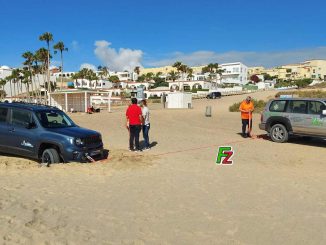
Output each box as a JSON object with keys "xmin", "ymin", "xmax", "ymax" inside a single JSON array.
[
  {"xmin": 249, "ymin": 133, "xmax": 326, "ymax": 148},
  {"xmin": 287, "ymin": 136, "xmax": 326, "ymax": 148},
  {"xmin": 0, "ymin": 152, "xmax": 38, "ymax": 163}
]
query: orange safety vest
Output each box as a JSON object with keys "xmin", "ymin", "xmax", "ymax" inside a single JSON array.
[{"xmin": 239, "ymin": 101, "xmax": 254, "ymax": 119}]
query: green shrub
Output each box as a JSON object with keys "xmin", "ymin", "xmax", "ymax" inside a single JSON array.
[{"xmin": 229, "ymin": 99, "xmax": 267, "ymax": 113}]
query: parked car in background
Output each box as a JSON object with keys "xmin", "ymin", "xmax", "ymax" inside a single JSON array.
[
  {"xmin": 259, "ymin": 98, "xmax": 326, "ymax": 143},
  {"xmin": 206, "ymin": 92, "xmax": 222, "ymax": 99},
  {"xmin": 0, "ymin": 102, "xmax": 104, "ymax": 165}
]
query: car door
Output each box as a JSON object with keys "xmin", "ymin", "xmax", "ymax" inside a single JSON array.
[
  {"xmin": 7, "ymin": 108, "xmax": 38, "ymax": 157},
  {"xmin": 287, "ymin": 100, "xmax": 308, "ymax": 133},
  {"xmin": 0, "ymin": 107, "xmax": 10, "ymax": 151},
  {"xmin": 306, "ymin": 101, "xmax": 326, "ymax": 136}
]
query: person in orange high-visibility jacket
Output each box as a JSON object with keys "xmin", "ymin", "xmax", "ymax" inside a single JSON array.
[{"xmin": 239, "ymin": 96, "xmax": 254, "ymax": 138}]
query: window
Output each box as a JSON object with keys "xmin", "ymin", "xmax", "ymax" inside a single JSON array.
[
  {"xmin": 308, "ymin": 101, "xmax": 326, "ymax": 115},
  {"xmin": 36, "ymin": 110, "xmax": 74, "ymax": 128},
  {"xmin": 12, "ymin": 109, "xmax": 33, "ymax": 127},
  {"xmin": 269, "ymin": 100, "xmax": 287, "ymax": 112},
  {"xmin": 287, "ymin": 100, "xmax": 307, "ymax": 114},
  {"xmin": 0, "ymin": 107, "xmax": 8, "ymax": 123}
]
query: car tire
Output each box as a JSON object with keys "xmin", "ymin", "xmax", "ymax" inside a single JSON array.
[
  {"xmin": 41, "ymin": 148, "xmax": 61, "ymax": 165},
  {"xmin": 270, "ymin": 124, "xmax": 289, "ymax": 143}
]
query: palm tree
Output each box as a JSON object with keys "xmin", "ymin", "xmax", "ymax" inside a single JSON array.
[
  {"xmin": 53, "ymin": 41, "xmax": 68, "ymax": 90},
  {"xmin": 11, "ymin": 69, "xmax": 21, "ymax": 97},
  {"xmin": 134, "ymin": 66, "xmax": 140, "ymax": 74},
  {"xmin": 0, "ymin": 79, "xmax": 6, "ymax": 100},
  {"xmin": 98, "ymin": 66, "xmax": 109, "ymax": 79},
  {"xmin": 4, "ymin": 76, "xmax": 13, "ymax": 98},
  {"xmin": 22, "ymin": 51, "xmax": 35, "ymax": 98},
  {"xmin": 168, "ymin": 71, "xmax": 179, "ymax": 82},
  {"xmin": 145, "ymin": 72, "xmax": 154, "ymax": 82},
  {"xmin": 35, "ymin": 48, "xmax": 50, "ymax": 99},
  {"xmin": 22, "ymin": 68, "xmax": 32, "ymax": 100},
  {"xmin": 187, "ymin": 67, "xmax": 194, "ymax": 81},
  {"xmin": 39, "ymin": 32, "xmax": 53, "ymax": 93},
  {"xmin": 172, "ymin": 62, "xmax": 189, "ymax": 90}
]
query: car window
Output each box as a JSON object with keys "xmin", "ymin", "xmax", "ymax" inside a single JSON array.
[
  {"xmin": 0, "ymin": 107, "xmax": 8, "ymax": 123},
  {"xmin": 36, "ymin": 110, "xmax": 75, "ymax": 128},
  {"xmin": 12, "ymin": 109, "xmax": 33, "ymax": 127},
  {"xmin": 308, "ymin": 101, "xmax": 326, "ymax": 115},
  {"xmin": 286, "ymin": 100, "xmax": 307, "ymax": 114},
  {"xmin": 269, "ymin": 100, "xmax": 287, "ymax": 112}
]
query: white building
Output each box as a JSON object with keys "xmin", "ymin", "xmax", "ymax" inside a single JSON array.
[
  {"xmin": 144, "ymin": 87, "xmax": 170, "ymax": 98},
  {"xmin": 220, "ymin": 62, "xmax": 248, "ymax": 85},
  {"xmin": 168, "ymin": 80, "xmax": 217, "ymax": 91},
  {"xmin": 53, "ymin": 71, "xmax": 76, "ymax": 79},
  {"xmin": 74, "ymin": 79, "xmax": 113, "ymax": 90},
  {"xmin": 109, "ymin": 71, "xmax": 138, "ymax": 81},
  {"xmin": 0, "ymin": 65, "xmax": 12, "ymax": 79}
]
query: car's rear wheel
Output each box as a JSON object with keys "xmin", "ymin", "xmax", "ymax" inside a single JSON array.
[
  {"xmin": 41, "ymin": 148, "xmax": 61, "ymax": 166},
  {"xmin": 270, "ymin": 124, "xmax": 288, "ymax": 143}
]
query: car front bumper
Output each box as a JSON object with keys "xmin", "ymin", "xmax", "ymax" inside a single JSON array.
[
  {"xmin": 259, "ymin": 123, "xmax": 266, "ymax": 131},
  {"xmin": 62, "ymin": 144, "xmax": 104, "ymax": 162}
]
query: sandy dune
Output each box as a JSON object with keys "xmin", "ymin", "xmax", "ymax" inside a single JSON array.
[{"xmin": 1, "ymin": 90, "xmax": 326, "ymax": 245}]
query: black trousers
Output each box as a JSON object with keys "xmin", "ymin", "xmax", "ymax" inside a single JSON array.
[
  {"xmin": 129, "ymin": 125, "xmax": 141, "ymax": 150},
  {"xmin": 242, "ymin": 119, "xmax": 252, "ymax": 135}
]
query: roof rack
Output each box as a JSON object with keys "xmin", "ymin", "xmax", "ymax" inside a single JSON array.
[{"xmin": 0, "ymin": 101, "xmax": 58, "ymax": 110}]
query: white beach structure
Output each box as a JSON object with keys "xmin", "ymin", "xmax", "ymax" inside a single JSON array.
[
  {"xmin": 167, "ymin": 92, "xmax": 192, "ymax": 109},
  {"xmin": 48, "ymin": 90, "xmax": 112, "ymax": 113}
]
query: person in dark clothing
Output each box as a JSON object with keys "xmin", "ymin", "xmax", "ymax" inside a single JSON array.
[{"xmin": 126, "ymin": 98, "xmax": 143, "ymax": 152}]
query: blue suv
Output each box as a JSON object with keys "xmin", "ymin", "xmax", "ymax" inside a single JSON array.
[{"xmin": 0, "ymin": 102, "xmax": 104, "ymax": 165}]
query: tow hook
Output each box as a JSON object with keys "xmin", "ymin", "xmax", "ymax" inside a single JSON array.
[{"xmin": 84, "ymin": 153, "xmax": 96, "ymax": 163}]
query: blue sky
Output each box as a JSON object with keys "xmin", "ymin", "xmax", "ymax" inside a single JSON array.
[{"xmin": 0, "ymin": 0, "xmax": 326, "ymax": 71}]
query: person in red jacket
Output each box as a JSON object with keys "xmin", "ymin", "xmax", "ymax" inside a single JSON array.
[{"xmin": 126, "ymin": 98, "xmax": 143, "ymax": 151}]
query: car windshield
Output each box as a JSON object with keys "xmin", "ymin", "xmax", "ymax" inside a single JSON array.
[{"xmin": 36, "ymin": 110, "xmax": 75, "ymax": 128}]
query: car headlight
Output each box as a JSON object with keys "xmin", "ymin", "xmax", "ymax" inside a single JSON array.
[{"xmin": 75, "ymin": 138, "xmax": 83, "ymax": 146}]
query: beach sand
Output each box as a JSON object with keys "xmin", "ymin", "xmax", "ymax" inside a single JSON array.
[{"xmin": 1, "ymin": 90, "xmax": 326, "ymax": 244}]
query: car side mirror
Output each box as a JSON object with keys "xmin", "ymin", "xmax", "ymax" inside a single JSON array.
[
  {"xmin": 26, "ymin": 122, "xmax": 36, "ymax": 129},
  {"xmin": 322, "ymin": 110, "xmax": 326, "ymax": 116}
]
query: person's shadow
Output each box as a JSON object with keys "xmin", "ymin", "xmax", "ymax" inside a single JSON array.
[{"xmin": 140, "ymin": 141, "xmax": 158, "ymax": 149}]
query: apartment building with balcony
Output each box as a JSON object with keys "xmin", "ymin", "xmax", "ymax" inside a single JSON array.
[{"xmin": 220, "ymin": 62, "xmax": 248, "ymax": 85}]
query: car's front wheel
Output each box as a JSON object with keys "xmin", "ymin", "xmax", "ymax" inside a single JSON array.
[
  {"xmin": 41, "ymin": 148, "xmax": 61, "ymax": 166},
  {"xmin": 270, "ymin": 124, "xmax": 289, "ymax": 143}
]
